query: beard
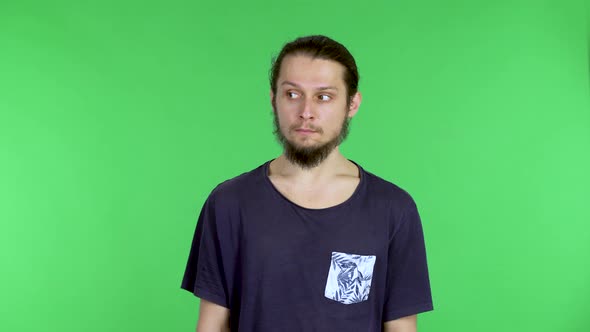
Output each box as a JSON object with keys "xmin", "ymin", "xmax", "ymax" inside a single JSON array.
[{"xmin": 272, "ymin": 103, "xmax": 351, "ymax": 169}]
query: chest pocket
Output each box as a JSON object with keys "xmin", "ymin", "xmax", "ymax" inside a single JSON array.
[{"xmin": 324, "ymin": 251, "xmax": 376, "ymax": 304}]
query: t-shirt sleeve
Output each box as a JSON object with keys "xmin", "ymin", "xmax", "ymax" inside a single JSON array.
[
  {"xmin": 383, "ymin": 195, "xmax": 434, "ymax": 322},
  {"xmin": 180, "ymin": 191, "xmax": 236, "ymax": 309}
]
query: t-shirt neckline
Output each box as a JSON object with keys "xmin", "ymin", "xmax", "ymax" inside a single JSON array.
[{"xmin": 261, "ymin": 159, "xmax": 365, "ymax": 212}]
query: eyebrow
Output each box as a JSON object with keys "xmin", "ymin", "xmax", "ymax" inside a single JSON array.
[{"xmin": 281, "ymin": 81, "xmax": 339, "ymax": 91}]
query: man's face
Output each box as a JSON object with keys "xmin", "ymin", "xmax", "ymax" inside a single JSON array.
[{"xmin": 271, "ymin": 54, "xmax": 360, "ymax": 169}]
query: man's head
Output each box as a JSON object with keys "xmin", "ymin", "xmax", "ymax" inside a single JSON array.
[{"xmin": 269, "ymin": 35, "xmax": 361, "ymax": 169}]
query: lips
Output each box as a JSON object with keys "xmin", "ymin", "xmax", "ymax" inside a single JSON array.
[{"xmin": 294, "ymin": 125, "xmax": 318, "ymax": 132}]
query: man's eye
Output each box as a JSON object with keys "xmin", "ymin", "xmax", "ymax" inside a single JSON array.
[
  {"xmin": 318, "ymin": 94, "xmax": 331, "ymax": 101},
  {"xmin": 287, "ymin": 91, "xmax": 299, "ymax": 99}
]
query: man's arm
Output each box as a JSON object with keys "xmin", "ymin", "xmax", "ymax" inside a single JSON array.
[
  {"xmin": 384, "ymin": 314, "xmax": 417, "ymax": 332},
  {"xmin": 196, "ymin": 299, "xmax": 230, "ymax": 332}
]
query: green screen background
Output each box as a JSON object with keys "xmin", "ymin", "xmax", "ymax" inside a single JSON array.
[{"xmin": 1, "ymin": 0, "xmax": 589, "ymax": 331}]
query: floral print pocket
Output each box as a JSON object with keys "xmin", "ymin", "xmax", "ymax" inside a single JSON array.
[{"xmin": 324, "ymin": 252, "xmax": 376, "ymax": 304}]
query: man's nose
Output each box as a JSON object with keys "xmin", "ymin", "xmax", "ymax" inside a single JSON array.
[{"xmin": 299, "ymin": 97, "xmax": 315, "ymax": 120}]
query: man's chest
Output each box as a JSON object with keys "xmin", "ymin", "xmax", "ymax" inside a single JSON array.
[
  {"xmin": 232, "ymin": 205, "xmax": 392, "ymax": 318},
  {"xmin": 237, "ymin": 204, "xmax": 391, "ymax": 276}
]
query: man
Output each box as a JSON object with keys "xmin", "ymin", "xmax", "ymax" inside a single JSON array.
[{"xmin": 181, "ymin": 35, "xmax": 434, "ymax": 332}]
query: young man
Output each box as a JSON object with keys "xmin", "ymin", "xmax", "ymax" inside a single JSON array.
[{"xmin": 181, "ymin": 35, "xmax": 434, "ymax": 332}]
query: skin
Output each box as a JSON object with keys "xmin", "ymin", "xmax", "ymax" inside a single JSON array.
[
  {"xmin": 196, "ymin": 299, "xmax": 230, "ymax": 332},
  {"xmin": 196, "ymin": 55, "xmax": 418, "ymax": 332}
]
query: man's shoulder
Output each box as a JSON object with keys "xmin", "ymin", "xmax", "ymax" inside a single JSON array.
[
  {"xmin": 208, "ymin": 161, "xmax": 267, "ymax": 201},
  {"xmin": 361, "ymin": 165, "xmax": 417, "ymax": 209}
]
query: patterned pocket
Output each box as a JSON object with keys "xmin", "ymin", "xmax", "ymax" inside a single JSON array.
[{"xmin": 324, "ymin": 251, "xmax": 376, "ymax": 304}]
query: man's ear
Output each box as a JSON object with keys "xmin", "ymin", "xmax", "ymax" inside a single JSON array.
[
  {"xmin": 347, "ymin": 92, "xmax": 362, "ymax": 118},
  {"xmin": 270, "ymin": 90, "xmax": 275, "ymax": 104}
]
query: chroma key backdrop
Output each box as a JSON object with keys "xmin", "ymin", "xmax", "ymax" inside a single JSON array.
[{"xmin": 0, "ymin": 0, "xmax": 588, "ymax": 331}]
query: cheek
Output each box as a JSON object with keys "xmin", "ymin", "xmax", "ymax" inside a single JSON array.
[
  {"xmin": 273, "ymin": 105, "xmax": 293, "ymax": 128},
  {"xmin": 275, "ymin": 101, "xmax": 299, "ymax": 118},
  {"xmin": 327, "ymin": 108, "xmax": 349, "ymax": 128}
]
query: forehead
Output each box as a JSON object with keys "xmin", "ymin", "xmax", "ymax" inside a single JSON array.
[{"xmin": 278, "ymin": 54, "xmax": 346, "ymax": 89}]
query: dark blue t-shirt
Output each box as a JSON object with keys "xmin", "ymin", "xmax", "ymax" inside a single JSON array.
[{"xmin": 181, "ymin": 160, "xmax": 433, "ymax": 331}]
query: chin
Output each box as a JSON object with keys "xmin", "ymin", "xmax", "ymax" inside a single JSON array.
[{"xmin": 293, "ymin": 139, "xmax": 321, "ymax": 148}]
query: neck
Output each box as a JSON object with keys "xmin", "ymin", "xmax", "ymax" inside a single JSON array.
[{"xmin": 269, "ymin": 148, "xmax": 355, "ymax": 184}]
